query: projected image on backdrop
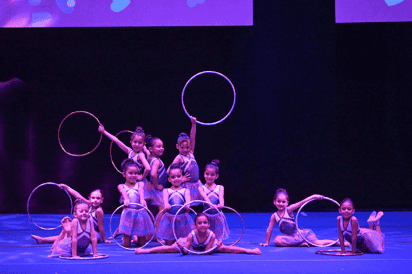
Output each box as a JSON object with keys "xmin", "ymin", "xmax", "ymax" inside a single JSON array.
[
  {"xmin": 1, "ymin": 0, "xmax": 253, "ymax": 28},
  {"xmin": 336, "ymin": 0, "xmax": 412, "ymax": 23}
]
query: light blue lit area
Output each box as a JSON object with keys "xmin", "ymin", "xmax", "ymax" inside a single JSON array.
[
  {"xmin": 110, "ymin": 0, "xmax": 131, "ymax": 12},
  {"xmin": 187, "ymin": 0, "xmax": 206, "ymax": 8},
  {"xmin": 385, "ymin": 0, "xmax": 404, "ymax": 6},
  {"xmin": 56, "ymin": 0, "xmax": 75, "ymax": 14},
  {"xmin": 31, "ymin": 12, "xmax": 53, "ymax": 27},
  {"xmin": 28, "ymin": 0, "xmax": 42, "ymax": 6}
]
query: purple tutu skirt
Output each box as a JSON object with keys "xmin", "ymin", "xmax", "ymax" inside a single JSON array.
[
  {"xmin": 157, "ymin": 212, "xmax": 195, "ymax": 240},
  {"xmin": 119, "ymin": 207, "xmax": 154, "ymax": 236},
  {"xmin": 357, "ymin": 228, "xmax": 385, "ymax": 254},
  {"xmin": 51, "ymin": 237, "xmax": 92, "ymax": 257},
  {"xmin": 204, "ymin": 212, "xmax": 229, "ymax": 240},
  {"xmin": 146, "ymin": 186, "xmax": 164, "ymax": 206},
  {"xmin": 274, "ymin": 229, "xmax": 318, "ymax": 246}
]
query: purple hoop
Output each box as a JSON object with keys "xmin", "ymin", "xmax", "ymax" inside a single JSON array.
[{"xmin": 181, "ymin": 71, "xmax": 236, "ymax": 126}]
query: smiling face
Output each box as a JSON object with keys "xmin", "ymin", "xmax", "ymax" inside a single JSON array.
[
  {"xmin": 195, "ymin": 215, "xmax": 210, "ymax": 232},
  {"xmin": 176, "ymin": 140, "xmax": 190, "ymax": 156},
  {"xmin": 74, "ymin": 203, "xmax": 90, "ymax": 222},
  {"xmin": 89, "ymin": 190, "xmax": 103, "ymax": 208},
  {"xmin": 123, "ymin": 165, "xmax": 139, "ymax": 184},
  {"xmin": 204, "ymin": 167, "xmax": 219, "ymax": 185},
  {"xmin": 339, "ymin": 201, "xmax": 355, "ymax": 220},
  {"xmin": 130, "ymin": 135, "xmax": 145, "ymax": 153},
  {"xmin": 168, "ymin": 168, "xmax": 183, "ymax": 187},
  {"xmin": 150, "ymin": 139, "xmax": 164, "ymax": 157},
  {"xmin": 274, "ymin": 193, "xmax": 289, "ymax": 212}
]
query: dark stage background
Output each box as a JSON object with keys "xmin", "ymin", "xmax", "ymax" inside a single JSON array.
[{"xmin": 1, "ymin": 2, "xmax": 412, "ymax": 214}]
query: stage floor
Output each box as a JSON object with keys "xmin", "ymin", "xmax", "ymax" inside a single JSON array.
[{"xmin": 1, "ymin": 212, "xmax": 411, "ymax": 274}]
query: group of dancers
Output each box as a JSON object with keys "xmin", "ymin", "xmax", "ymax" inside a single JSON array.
[{"xmin": 31, "ymin": 116, "xmax": 385, "ymax": 257}]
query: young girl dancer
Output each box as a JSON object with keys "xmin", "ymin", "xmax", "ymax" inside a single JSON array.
[
  {"xmin": 168, "ymin": 116, "xmax": 203, "ymax": 204},
  {"xmin": 98, "ymin": 125, "xmax": 151, "ymax": 184},
  {"xmin": 146, "ymin": 135, "xmax": 166, "ymax": 210},
  {"xmin": 135, "ymin": 213, "xmax": 261, "ymax": 255},
  {"xmin": 198, "ymin": 159, "xmax": 229, "ymax": 240},
  {"xmin": 51, "ymin": 201, "xmax": 98, "ymax": 258},
  {"xmin": 118, "ymin": 159, "xmax": 154, "ymax": 247},
  {"xmin": 260, "ymin": 188, "xmax": 345, "ymax": 247},
  {"xmin": 31, "ymin": 186, "xmax": 112, "ymax": 244},
  {"xmin": 338, "ymin": 198, "xmax": 385, "ymax": 254},
  {"xmin": 156, "ymin": 164, "xmax": 194, "ymax": 245}
]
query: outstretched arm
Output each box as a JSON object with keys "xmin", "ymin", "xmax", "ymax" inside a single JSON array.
[
  {"xmin": 71, "ymin": 219, "xmax": 79, "ymax": 258},
  {"xmin": 190, "ymin": 116, "xmax": 196, "ymax": 154},
  {"xmin": 59, "ymin": 184, "xmax": 89, "ymax": 204},
  {"xmin": 95, "ymin": 208, "xmax": 112, "ymax": 243},
  {"xmin": 198, "ymin": 186, "xmax": 212, "ymax": 204},
  {"xmin": 337, "ymin": 216, "xmax": 345, "ymax": 253},
  {"xmin": 259, "ymin": 214, "xmax": 276, "ymax": 246},
  {"xmin": 98, "ymin": 125, "xmax": 132, "ymax": 154},
  {"xmin": 138, "ymin": 181, "xmax": 147, "ymax": 208},
  {"xmin": 118, "ymin": 184, "xmax": 130, "ymax": 206},
  {"xmin": 90, "ymin": 220, "xmax": 98, "ymax": 257},
  {"xmin": 287, "ymin": 194, "xmax": 324, "ymax": 212},
  {"xmin": 218, "ymin": 186, "xmax": 225, "ymax": 208},
  {"xmin": 350, "ymin": 217, "xmax": 359, "ymax": 254}
]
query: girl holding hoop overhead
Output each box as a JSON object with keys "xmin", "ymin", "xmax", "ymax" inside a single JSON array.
[
  {"xmin": 145, "ymin": 135, "xmax": 166, "ymax": 210},
  {"xmin": 51, "ymin": 201, "xmax": 98, "ymax": 258},
  {"xmin": 98, "ymin": 125, "xmax": 151, "ymax": 182},
  {"xmin": 259, "ymin": 188, "xmax": 345, "ymax": 247},
  {"xmin": 117, "ymin": 159, "xmax": 154, "ymax": 247},
  {"xmin": 31, "ymin": 187, "xmax": 112, "ymax": 245},
  {"xmin": 198, "ymin": 159, "xmax": 229, "ymax": 240},
  {"xmin": 337, "ymin": 198, "xmax": 385, "ymax": 254},
  {"xmin": 135, "ymin": 213, "xmax": 261, "ymax": 255},
  {"xmin": 156, "ymin": 164, "xmax": 195, "ymax": 245},
  {"xmin": 168, "ymin": 116, "xmax": 203, "ymax": 204}
]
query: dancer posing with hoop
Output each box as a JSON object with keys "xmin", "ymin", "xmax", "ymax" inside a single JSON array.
[
  {"xmin": 98, "ymin": 125, "xmax": 151, "ymax": 198},
  {"xmin": 337, "ymin": 198, "xmax": 385, "ymax": 254},
  {"xmin": 117, "ymin": 159, "xmax": 154, "ymax": 247},
  {"xmin": 259, "ymin": 188, "xmax": 346, "ymax": 247},
  {"xmin": 168, "ymin": 116, "xmax": 203, "ymax": 204},
  {"xmin": 146, "ymin": 135, "xmax": 166, "ymax": 211},
  {"xmin": 32, "ymin": 187, "xmax": 112, "ymax": 244},
  {"xmin": 51, "ymin": 201, "xmax": 98, "ymax": 258},
  {"xmin": 198, "ymin": 159, "xmax": 229, "ymax": 240},
  {"xmin": 156, "ymin": 164, "xmax": 194, "ymax": 245},
  {"xmin": 136, "ymin": 213, "xmax": 260, "ymax": 255}
]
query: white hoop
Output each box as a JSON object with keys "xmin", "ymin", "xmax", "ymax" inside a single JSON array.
[
  {"xmin": 27, "ymin": 182, "xmax": 73, "ymax": 230},
  {"xmin": 296, "ymin": 196, "xmax": 340, "ymax": 247},
  {"xmin": 109, "ymin": 203, "xmax": 155, "ymax": 251},
  {"xmin": 172, "ymin": 200, "xmax": 224, "ymax": 254},
  {"xmin": 59, "ymin": 254, "xmax": 109, "ymax": 260},
  {"xmin": 181, "ymin": 71, "xmax": 236, "ymax": 126}
]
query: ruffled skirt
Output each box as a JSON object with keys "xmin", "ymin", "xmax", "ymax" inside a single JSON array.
[
  {"xmin": 357, "ymin": 228, "xmax": 385, "ymax": 254},
  {"xmin": 119, "ymin": 207, "xmax": 154, "ymax": 236},
  {"xmin": 274, "ymin": 229, "xmax": 317, "ymax": 246},
  {"xmin": 157, "ymin": 212, "xmax": 195, "ymax": 240},
  {"xmin": 51, "ymin": 237, "xmax": 92, "ymax": 257},
  {"xmin": 204, "ymin": 212, "xmax": 229, "ymax": 240}
]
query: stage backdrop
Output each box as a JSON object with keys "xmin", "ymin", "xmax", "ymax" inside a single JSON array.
[{"xmin": 1, "ymin": 1, "xmax": 411, "ymax": 214}]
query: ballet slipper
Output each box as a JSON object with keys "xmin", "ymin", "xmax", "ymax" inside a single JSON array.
[{"xmin": 31, "ymin": 235, "xmax": 44, "ymax": 244}]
